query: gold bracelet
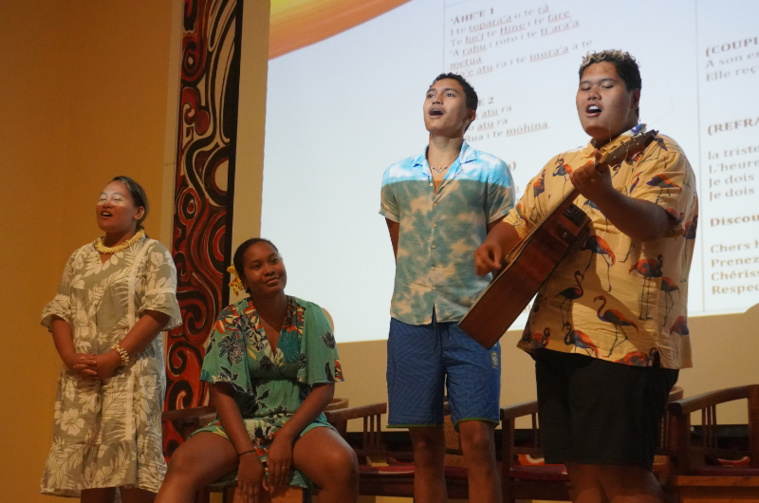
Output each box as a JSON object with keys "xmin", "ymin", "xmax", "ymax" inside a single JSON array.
[{"xmin": 111, "ymin": 343, "xmax": 130, "ymax": 367}]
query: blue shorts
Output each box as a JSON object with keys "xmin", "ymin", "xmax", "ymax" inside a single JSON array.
[{"xmin": 386, "ymin": 316, "xmax": 501, "ymax": 429}]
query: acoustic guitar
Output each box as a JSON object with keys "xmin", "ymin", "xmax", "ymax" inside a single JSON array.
[{"xmin": 459, "ymin": 130, "xmax": 658, "ymax": 349}]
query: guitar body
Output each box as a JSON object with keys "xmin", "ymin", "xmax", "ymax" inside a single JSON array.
[
  {"xmin": 459, "ymin": 194, "xmax": 590, "ymax": 349},
  {"xmin": 459, "ymin": 130, "xmax": 658, "ymax": 349}
]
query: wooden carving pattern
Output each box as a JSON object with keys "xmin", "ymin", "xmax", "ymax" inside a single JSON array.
[{"xmin": 164, "ymin": 0, "xmax": 241, "ymax": 457}]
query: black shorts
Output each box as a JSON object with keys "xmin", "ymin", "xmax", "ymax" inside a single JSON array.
[{"xmin": 534, "ymin": 349, "xmax": 679, "ymax": 469}]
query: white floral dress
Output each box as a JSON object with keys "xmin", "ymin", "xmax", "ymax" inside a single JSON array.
[{"xmin": 40, "ymin": 236, "xmax": 181, "ymax": 496}]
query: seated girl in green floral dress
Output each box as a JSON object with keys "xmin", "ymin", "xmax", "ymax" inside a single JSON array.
[{"xmin": 157, "ymin": 238, "xmax": 358, "ymax": 503}]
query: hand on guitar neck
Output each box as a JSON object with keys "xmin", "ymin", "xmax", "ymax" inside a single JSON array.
[
  {"xmin": 571, "ymin": 132, "xmax": 672, "ymax": 242},
  {"xmin": 474, "ymin": 130, "xmax": 666, "ymax": 276},
  {"xmin": 570, "ymin": 149, "xmax": 611, "ymax": 201},
  {"xmin": 465, "ymin": 130, "xmax": 660, "ymax": 348},
  {"xmin": 474, "ymin": 129, "xmax": 658, "ymax": 277}
]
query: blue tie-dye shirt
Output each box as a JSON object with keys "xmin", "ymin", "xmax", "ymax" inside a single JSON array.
[{"xmin": 380, "ymin": 141, "xmax": 515, "ymax": 324}]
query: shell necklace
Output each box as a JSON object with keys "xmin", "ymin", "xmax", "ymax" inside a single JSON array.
[
  {"xmin": 94, "ymin": 229, "xmax": 145, "ymax": 254},
  {"xmin": 430, "ymin": 163, "xmax": 451, "ymax": 174}
]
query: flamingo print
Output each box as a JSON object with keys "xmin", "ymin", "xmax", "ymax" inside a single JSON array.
[
  {"xmin": 669, "ymin": 316, "xmax": 689, "ymax": 336},
  {"xmin": 562, "ymin": 322, "xmax": 598, "ymax": 357},
  {"xmin": 532, "ymin": 170, "xmax": 546, "ymax": 212},
  {"xmin": 582, "ymin": 199, "xmax": 599, "ymax": 212},
  {"xmin": 620, "ymin": 243, "xmax": 636, "ymax": 264},
  {"xmin": 515, "ymin": 201, "xmax": 539, "ymax": 226},
  {"xmin": 552, "ymin": 157, "xmax": 573, "ymax": 190},
  {"xmin": 681, "ymin": 215, "xmax": 697, "ymax": 281},
  {"xmin": 556, "ymin": 270, "xmax": 584, "ymax": 324},
  {"xmin": 630, "ymin": 150, "xmax": 645, "ymax": 163},
  {"xmin": 582, "ymin": 198, "xmax": 609, "ymax": 229},
  {"xmin": 594, "ymin": 295, "xmax": 639, "ymax": 356},
  {"xmin": 660, "ymin": 277, "xmax": 679, "ymax": 325},
  {"xmin": 521, "ymin": 327, "xmax": 550, "ymax": 350},
  {"xmin": 630, "ymin": 255, "xmax": 663, "ymax": 320},
  {"xmin": 629, "ymin": 170, "xmax": 643, "ymax": 193},
  {"xmin": 683, "ymin": 215, "xmax": 697, "ymax": 240},
  {"xmin": 582, "ymin": 235, "xmax": 616, "ymax": 291},
  {"xmin": 666, "ymin": 208, "xmax": 684, "ymax": 225},
  {"xmin": 652, "ymin": 135, "xmax": 668, "ymax": 151},
  {"xmin": 646, "ymin": 174, "xmax": 681, "ymax": 203},
  {"xmin": 616, "ymin": 348, "xmax": 659, "ymax": 366}
]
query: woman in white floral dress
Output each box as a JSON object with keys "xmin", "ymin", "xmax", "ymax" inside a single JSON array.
[{"xmin": 41, "ymin": 176, "xmax": 182, "ymax": 502}]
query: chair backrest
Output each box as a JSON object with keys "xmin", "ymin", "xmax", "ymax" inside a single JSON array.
[
  {"xmin": 668, "ymin": 383, "xmax": 759, "ymax": 474},
  {"xmin": 660, "ymin": 385, "xmax": 684, "ymax": 453},
  {"xmin": 324, "ymin": 402, "xmax": 388, "ymax": 461}
]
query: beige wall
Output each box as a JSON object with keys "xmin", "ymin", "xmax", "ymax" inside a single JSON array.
[
  {"xmin": 1, "ymin": 0, "xmax": 757, "ymax": 501},
  {"xmin": 0, "ymin": 1, "xmax": 179, "ymax": 500}
]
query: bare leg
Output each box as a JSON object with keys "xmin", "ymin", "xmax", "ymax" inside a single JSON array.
[
  {"xmin": 292, "ymin": 427, "xmax": 358, "ymax": 503},
  {"xmin": 458, "ymin": 420, "xmax": 501, "ymax": 503},
  {"xmin": 81, "ymin": 488, "xmax": 116, "ymax": 503},
  {"xmin": 567, "ymin": 463, "xmax": 606, "ymax": 503},
  {"xmin": 155, "ymin": 432, "xmax": 239, "ymax": 503},
  {"xmin": 568, "ymin": 463, "xmax": 663, "ymax": 503},
  {"xmin": 121, "ymin": 487, "xmax": 157, "ymax": 503},
  {"xmin": 408, "ymin": 426, "xmax": 447, "ymax": 503}
]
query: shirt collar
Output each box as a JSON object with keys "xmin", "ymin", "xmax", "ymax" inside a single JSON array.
[
  {"xmin": 413, "ymin": 140, "xmax": 477, "ymax": 170},
  {"xmin": 585, "ymin": 123, "xmax": 648, "ymax": 156}
]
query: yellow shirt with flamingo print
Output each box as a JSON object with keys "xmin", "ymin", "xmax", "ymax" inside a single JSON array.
[{"xmin": 504, "ymin": 125, "xmax": 698, "ymax": 369}]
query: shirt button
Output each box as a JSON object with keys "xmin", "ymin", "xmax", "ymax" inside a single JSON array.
[
  {"xmin": 432, "ymin": 244, "xmax": 437, "ymax": 249},
  {"xmin": 433, "ymin": 223, "xmax": 438, "ymax": 228}
]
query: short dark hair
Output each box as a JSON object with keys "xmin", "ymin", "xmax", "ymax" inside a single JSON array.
[
  {"xmin": 579, "ymin": 50, "xmax": 642, "ymax": 92},
  {"xmin": 112, "ymin": 176, "xmax": 149, "ymax": 229},
  {"xmin": 431, "ymin": 72, "xmax": 478, "ymax": 111},
  {"xmin": 232, "ymin": 237, "xmax": 279, "ymax": 284}
]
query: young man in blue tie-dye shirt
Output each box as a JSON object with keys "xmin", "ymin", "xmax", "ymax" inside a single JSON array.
[{"xmin": 379, "ymin": 72, "xmax": 514, "ymax": 503}]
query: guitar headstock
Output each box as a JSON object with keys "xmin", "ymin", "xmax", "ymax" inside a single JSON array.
[{"xmin": 597, "ymin": 129, "xmax": 658, "ymax": 168}]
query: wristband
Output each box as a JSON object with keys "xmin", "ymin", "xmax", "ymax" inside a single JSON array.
[
  {"xmin": 238, "ymin": 449, "xmax": 256, "ymax": 457},
  {"xmin": 111, "ymin": 343, "xmax": 129, "ymax": 367}
]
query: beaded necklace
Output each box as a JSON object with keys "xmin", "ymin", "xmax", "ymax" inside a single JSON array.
[{"xmin": 94, "ymin": 229, "xmax": 145, "ymax": 254}]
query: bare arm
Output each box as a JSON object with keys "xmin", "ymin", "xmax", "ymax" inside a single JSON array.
[
  {"xmin": 213, "ymin": 382, "xmax": 257, "ymax": 456},
  {"xmin": 94, "ymin": 310, "xmax": 171, "ymax": 380},
  {"xmin": 386, "ymin": 218, "xmax": 399, "ymax": 260},
  {"xmin": 571, "ymin": 161, "xmax": 672, "ymax": 242},
  {"xmin": 475, "ymin": 220, "xmax": 522, "ymax": 275},
  {"xmin": 214, "ymin": 382, "xmax": 267, "ymax": 500},
  {"xmin": 50, "ymin": 316, "xmax": 97, "ymax": 379}
]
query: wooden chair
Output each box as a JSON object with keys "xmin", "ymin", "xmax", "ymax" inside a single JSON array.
[
  {"xmin": 665, "ymin": 384, "xmax": 759, "ymax": 503},
  {"xmin": 323, "ymin": 402, "xmax": 471, "ymax": 499},
  {"xmin": 500, "ymin": 386, "xmax": 684, "ymax": 503},
  {"xmin": 161, "ymin": 406, "xmax": 311, "ymax": 503},
  {"xmin": 500, "ymin": 400, "xmax": 570, "ymax": 502}
]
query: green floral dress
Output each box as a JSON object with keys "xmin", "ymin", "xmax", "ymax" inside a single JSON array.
[
  {"xmin": 40, "ymin": 236, "xmax": 182, "ymax": 496},
  {"xmin": 197, "ymin": 295, "xmax": 344, "ymax": 488}
]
